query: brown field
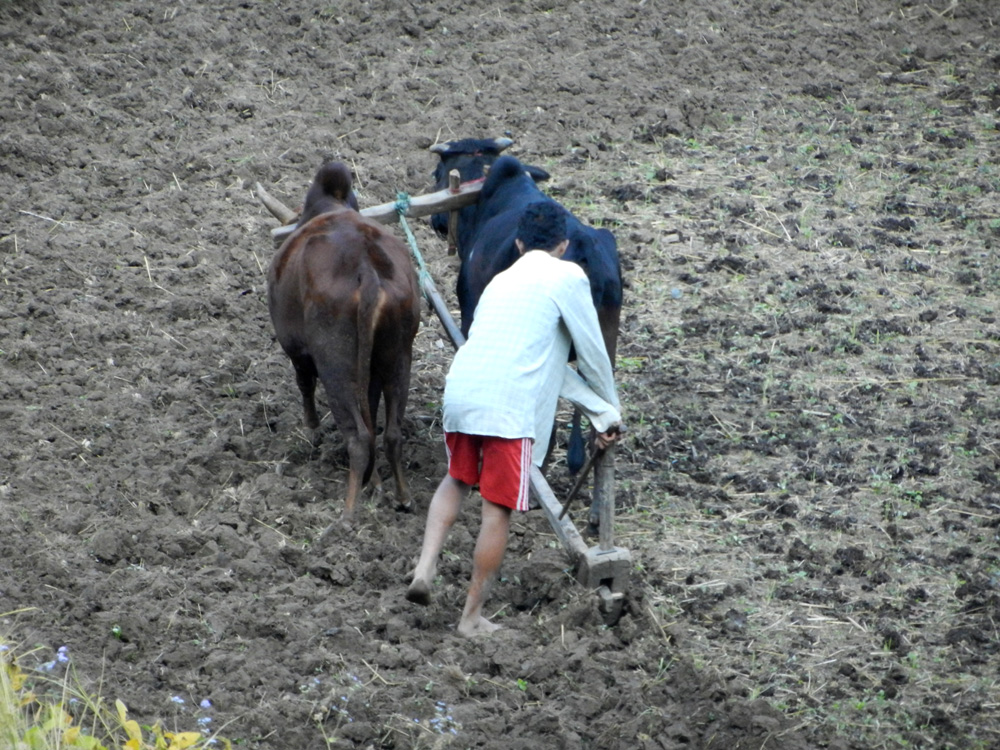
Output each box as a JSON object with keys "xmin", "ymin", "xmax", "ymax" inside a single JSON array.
[{"xmin": 2, "ymin": 1, "xmax": 998, "ymax": 748}]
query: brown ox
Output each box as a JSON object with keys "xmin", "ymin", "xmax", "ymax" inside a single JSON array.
[{"xmin": 267, "ymin": 162, "xmax": 420, "ymax": 520}]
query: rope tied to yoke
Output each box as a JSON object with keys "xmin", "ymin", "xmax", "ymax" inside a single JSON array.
[
  {"xmin": 394, "ymin": 192, "xmax": 433, "ymax": 288},
  {"xmin": 394, "ymin": 192, "xmax": 467, "ymax": 349}
]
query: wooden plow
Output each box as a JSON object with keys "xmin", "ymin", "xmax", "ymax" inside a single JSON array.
[{"xmin": 256, "ymin": 173, "xmax": 631, "ymax": 624}]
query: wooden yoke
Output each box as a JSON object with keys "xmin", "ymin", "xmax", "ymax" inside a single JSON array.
[
  {"xmin": 444, "ymin": 162, "xmax": 490, "ymax": 257},
  {"xmin": 262, "ymin": 178, "xmax": 485, "ymax": 249},
  {"xmin": 446, "ymin": 170, "xmax": 460, "ymax": 256}
]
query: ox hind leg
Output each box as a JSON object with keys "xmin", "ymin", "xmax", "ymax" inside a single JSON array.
[
  {"xmin": 313, "ymin": 351, "xmax": 375, "ymax": 521},
  {"xmin": 371, "ymin": 346, "xmax": 414, "ymax": 513},
  {"xmin": 287, "ymin": 351, "xmax": 321, "ymax": 430}
]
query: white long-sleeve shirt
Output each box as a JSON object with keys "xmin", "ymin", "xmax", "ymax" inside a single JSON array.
[{"xmin": 443, "ymin": 250, "xmax": 621, "ymax": 467}]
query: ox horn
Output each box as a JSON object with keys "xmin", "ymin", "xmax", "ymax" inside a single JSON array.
[
  {"xmin": 255, "ymin": 181, "xmax": 299, "ymax": 225},
  {"xmin": 428, "ymin": 136, "xmax": 515, "ymax": 154}
]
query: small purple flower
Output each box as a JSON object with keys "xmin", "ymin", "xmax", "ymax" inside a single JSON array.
[{"xmin": 199, "ymin": 699, "xmax": 212, "ymax": 709}]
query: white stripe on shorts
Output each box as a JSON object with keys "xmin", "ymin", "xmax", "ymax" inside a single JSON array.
[{"xmin": 516, "ymin": 438, "xmax": 532, "ymax": 511}]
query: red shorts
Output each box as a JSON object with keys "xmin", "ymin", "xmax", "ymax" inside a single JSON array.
[{"xmin": 445, "ymin": 432, "xmax": 532, "ymax": 511}]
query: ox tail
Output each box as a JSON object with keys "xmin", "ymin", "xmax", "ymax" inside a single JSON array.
[{"xmin": 355, "ymin": 265, "xmax": 383, "ymax": 484}]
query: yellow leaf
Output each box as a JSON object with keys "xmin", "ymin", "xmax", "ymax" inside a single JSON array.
[
  {"xmin": 9, "ymin": 665, "xmax": 26, "ymax": 691},
  {"xmin": 123, "ymin": 740, "xmax": 140, "ymax": 750},
  {"xmin": 167, "ymin": 732, "xmax": 202, "ymax": 750},
  {"xmin": 64, "ymin": 725, "xmax": 81, "ymax": 743},
  {"xmin": 152, "ymin": 722, "xmax": 168, "ymax": 750},
  {"xmin": 124, "ymin": 719, "xmax": 143, "ymax": 743},
  {"xmin": 115, "ymin": 699, "xmax": 128, "ymax": 726}
]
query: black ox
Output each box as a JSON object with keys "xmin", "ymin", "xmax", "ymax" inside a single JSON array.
[{"xmin": 429, "ymin": 137, "xmax": 622, "ymax": 475}]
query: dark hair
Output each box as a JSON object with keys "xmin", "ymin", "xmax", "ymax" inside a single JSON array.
[{"xmin": 516, "ymin": 202, "xmax": 567, "ymax": 251}]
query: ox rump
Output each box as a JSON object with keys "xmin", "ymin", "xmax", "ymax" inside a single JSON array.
[{"xmin": 267, "ymin": 162, "xmax": 421, "ymax": 524}]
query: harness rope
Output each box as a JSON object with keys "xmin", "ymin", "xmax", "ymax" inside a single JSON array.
[{"xmin": 394, "ymin": 192, "xmax": 433, "ymax": 289}]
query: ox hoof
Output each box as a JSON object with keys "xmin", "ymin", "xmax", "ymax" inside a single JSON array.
[
  {"xmin": 405, "ymin": 579, "xmax": 432, "ymax": 606},
  {"xmin": 395, "ymin": 500, "xmax": 414, "ymax": 514},
  {"xmin": 313, "ymin": 523, "xmax": 336, "ymax": 551}
]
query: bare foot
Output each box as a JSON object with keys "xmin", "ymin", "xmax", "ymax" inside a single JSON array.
[
  {"xmin": 457, "ymin": 615, "xmax": 502, "ymax": 638},
  {"xmin": 405, "ymin": 577, "xmax": 432, "ymax": 606}
]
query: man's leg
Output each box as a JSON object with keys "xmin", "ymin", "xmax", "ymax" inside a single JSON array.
[
  {"xmin": 407, "ymin": 474, "xmax": 469, "ymax": 605},
  {"xmin": 458, "ymin": 497, "xmax": 512, "ymax": 637}
]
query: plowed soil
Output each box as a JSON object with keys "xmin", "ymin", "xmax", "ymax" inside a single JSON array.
[{"xmin": 2, "ymin": 1, "xmax": 999, "ymax": 748}]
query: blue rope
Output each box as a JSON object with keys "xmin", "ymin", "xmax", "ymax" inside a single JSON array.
[{"xmin": 394, "ymin": 192, "xmax": 433, "ymax": 287}]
